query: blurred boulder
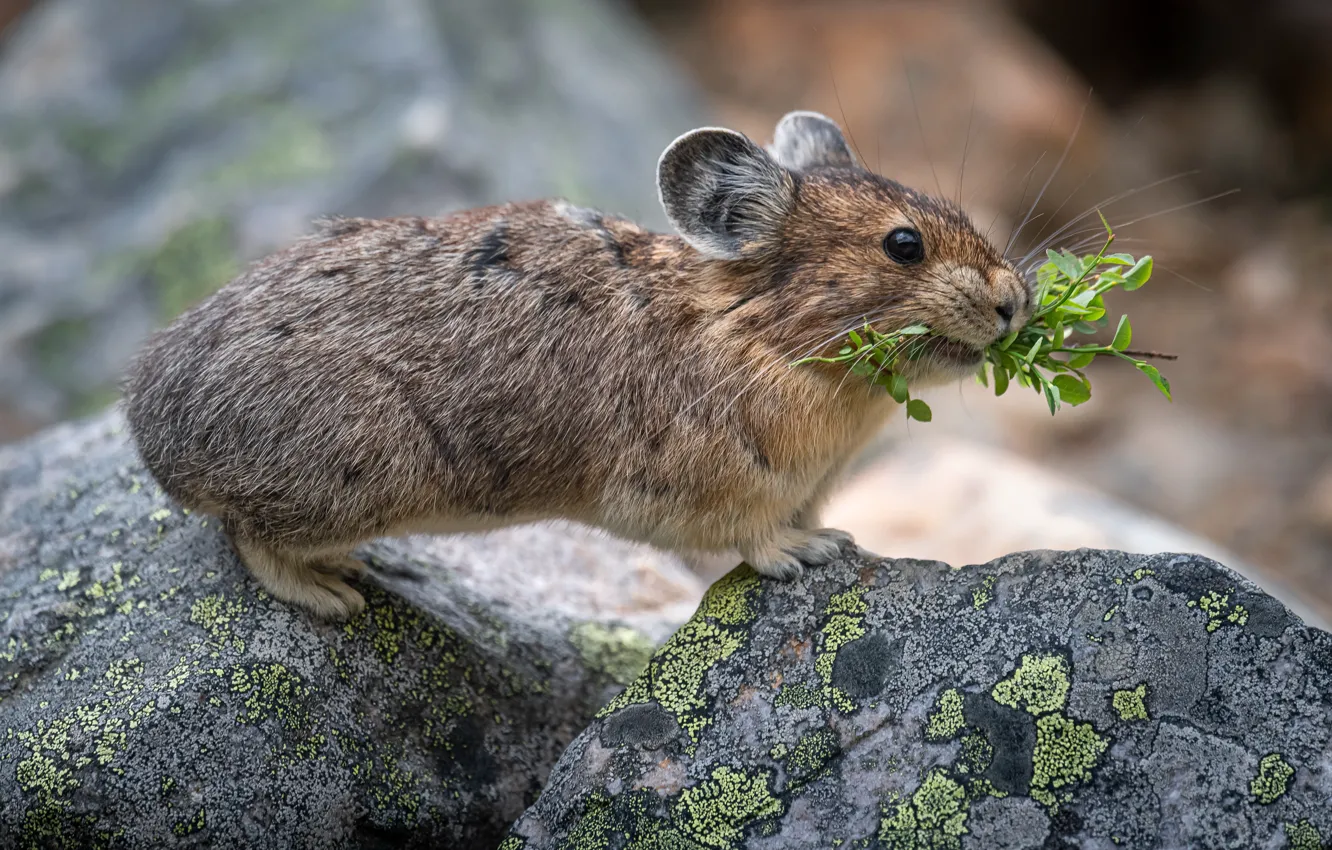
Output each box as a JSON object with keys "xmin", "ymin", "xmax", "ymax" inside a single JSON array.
[
  {"xmin": 0, "ymin": 0, "xmax": 702, "ymax": 440},
  {"xmin": 506, "ymin": 547, "xmax": 1332, "ymax": 848},
  {"xmin": 819, "ymin": 434, "xmax": 1327, "ymax": 630},
  {"xmin": 0, "ymin": 412, "xmax": 703, "ymax": 848},
  {"xmin": 633, "ymin": 0, "xmax": 1204, "ymax": 263}
]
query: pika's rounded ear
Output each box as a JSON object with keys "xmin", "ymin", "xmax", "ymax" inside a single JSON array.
[
  {"xmin": 657, "ymin": 127, "xmax": 794, "ymax": 260},
  {"xmin": 767, "ymin": 110, "xmax": 857, "ymax": 172}
]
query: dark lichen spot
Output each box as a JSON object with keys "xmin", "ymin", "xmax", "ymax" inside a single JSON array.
[
  {"xmin": 963, "ymin": 692, "xmax": 1036, "ymax": 796},
  {"xmin": 1132, "ymin": 586, "xmax": 1153, "ymax": 602},
  {"xmin": 599, "ymin": 702, "xmax": 681, "ymax": 751},
  {"xmin": 830, "ymin": 633, "xmax": 900, "ymax": 701},
  {"xmin": 1237, "ymin": 592, "xmax": 1295, "ymax": 638}
]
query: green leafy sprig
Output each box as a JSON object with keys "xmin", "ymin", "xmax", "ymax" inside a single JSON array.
[{"xmin": 793, "ymin": 219, "xmax": 1175, "ymax": 422}]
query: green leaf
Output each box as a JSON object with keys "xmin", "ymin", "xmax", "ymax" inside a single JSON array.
[
  {"xmin": 993, "ymin": 366, "xmax": 1009, "ymax": 396},
  {"xmin": 1024, "ymin": 337, "xmax": 1043, "ymax": 364},
  {"xmin": 976, "ymin": 364, "xmax": 989, "ymax": 388},
  {"xmin": 1042, "ymin": 380, "xmax": 1060, "ymax": 415},
  {"xmin": 1049, "ymin": 249, "xmax": 1083, "ymax": 281},
  {"xmin": 1053, "ymin": 374, "xmax": 1091, "ymax": 405},
  {"xmin": 887, "ymin": 373, "xmax": 910, "ymax": 404},
  {"xmin": 906, "ymin": 398, "xmax": 932, "ymax": 422},
  {"xmin": 848, "ymin": 330, "xmax": 863, "ymax": 347},
  {"xmin": 1103, "ymin": 252, "xmax": 1137, "ymax": 265},
  {"xmin": 1112, "ymin": 315, "xmax": 1132, "ymax": 351},
  {"xmin": 897, "ymin": 324, "xmax": 932, "ymax": 336},
  {"xmin": 1072, "ymin": 321, "xmax": 1098, "ymax": 335},
  {"xmin": 1136, "ymin": 362, "xmax": 1172, "ymax": 400},
  {"xmin": 1065, "ymin": 350, "xmax": 1097, "ymax": 369},
  {"xmin": 1123, "ymin": 256, "xmax": 1153, "ymax": 290},
  {"xmin": 838, "ymin": 345, "xmax": 853, "ymax": 356}
]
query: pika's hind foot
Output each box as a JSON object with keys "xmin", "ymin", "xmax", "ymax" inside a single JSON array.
[
  {"xmin": 741, "ymin": 527, "xmax": 855, "ymax": 580},
  {"xmin": 232, "ymin": 538, "xmax": 366, "ymax": 621}
]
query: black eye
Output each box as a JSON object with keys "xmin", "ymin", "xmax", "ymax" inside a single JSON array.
[{"xmin": 883, "ymin": 228, "xmax": 924, "ymax": 265}]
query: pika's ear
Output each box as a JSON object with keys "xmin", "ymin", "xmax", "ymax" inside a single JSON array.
[
  {"xmin": 657, "ymin": 127, "xmax": 794, "ymax": 260},
  {"xmin": 767, "ymin": 110, "xmax": 857, "ymax": 172}
]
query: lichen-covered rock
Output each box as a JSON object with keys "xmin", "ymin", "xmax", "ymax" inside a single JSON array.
[
  {"xmin": 0, "ymin": 0, "xmax": 700, "ymax": 436},
  {"xmin": 506, "ymin": 546, "xmax": 1332, "ymax": 848},
  {"xmin": 0, "ymin": 413, "xmax": 703, "ymax": 848}
]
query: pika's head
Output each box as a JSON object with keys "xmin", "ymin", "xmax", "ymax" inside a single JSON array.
[{"xmin": 657, "ymin": 111, "xmax": 1030, "ymax": 387}]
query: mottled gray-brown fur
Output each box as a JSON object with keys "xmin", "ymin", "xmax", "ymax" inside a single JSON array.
[{"xmin": 123, "ymin": 111, "xmax": 1029, "ymax": 619}]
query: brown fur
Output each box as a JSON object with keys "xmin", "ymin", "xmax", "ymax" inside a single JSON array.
[{"xmin": 122, "ymin": 113, "xmax": 1029, "ymax": 619}]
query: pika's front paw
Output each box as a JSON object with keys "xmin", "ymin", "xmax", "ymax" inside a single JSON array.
[{"xmin": 742, "ymin": 527, "xmax": 855, "ymax": 581}]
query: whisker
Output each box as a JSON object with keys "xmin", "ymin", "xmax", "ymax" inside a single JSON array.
[
  {"xmin": 957, "ymin": 89, "xmax": 976, "ymax": 209},
  {"xmin": 1006, "ymin": 90, "xmax": 1091, "ymax": 258},
  {"xmin": 1111, "ymin": 189, "xmax": 1240, "ymax": 229},
  {"xmin": 827, "ymin": 58, "xmax": 866, "ymax": 166},
  {"xmin": 904, "ymin": 60, "xmax": 944, "ymax": 198},
  {"xmin": 1015, "ymin": 171, "xmax": 1200, "ymax": 266}
]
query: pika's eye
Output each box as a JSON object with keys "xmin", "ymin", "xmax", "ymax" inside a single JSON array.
[{"xmin": 883, "ymin": 228, "xmax": 924, "ymax": 265}]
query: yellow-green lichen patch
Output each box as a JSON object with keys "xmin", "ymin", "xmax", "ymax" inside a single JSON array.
[
  {"xmin": 1250, "ymin": 753, "xmax": 1294, "ymax": 805},
  {"xmin": 1029, "ymin": 713, "xmax": 1108, "ymax": 811},
  {"xmin": 568, "ymin": 622, "xmax": 657, "ymax": 686},
  {"xmin": 13, "ymin": 656, "xmax": 156, "ymax": 843},
  {"xmin": 972, "ymin": 575, "xmax": 996, "ymax": 610},
  {"xmin": 783, "ymin": 728, "xmax": 839, "ymax": 784},
  {"xmin": 697, "ymin": 566, "xmax": 762, "ymax": 625},
  {"xmin": 957, "ymin": 732, "xmax": 994, "ymax": 776},
  {"xmin": 1187, "ymin": 590, "xmax": 1250, "ymax": 633},
  {"xmin": 596, "ymin": 568, "xmax": 761, "ymax": 746},
  {"xmin": 1112, "ymin": 685, "xmax": 1149, "ymax": 722},
  {"xmin": 926, "ymin": 688, "xmax": 966, "ymax": 741},
  {"xmin": 671, "ymin": 766, "xmax": 783, "ymax": 849},
  {"xmin": 815, "ymin": 585, "xmax": 870, "ymax": 713},
  {"xmin": 497, "ymin": 836, "xmax": 527, "ymax": 850},
  {"xmin": 173, "ymin": 807, "xmax": 206, "ymax": 837},
  {"xmin": 1284, "ymin": 819, "xmax": 1324, "ymax": 850},
  {"xmin": 877, "ymin": 768, "xmax": 971, "ymax": 849},
  {"xmin": 190, "ymin": 593, "xmax": 248, "ymax": 654},
  {"xmin": 774, "ymin": 682, "xmax": 821, "ymax": 710},
  {"xmin": 230, "ymin": 663, "xmax": 313, "ymax": 734},
  {"xmin": 991, "ymin": 654, "xmax": 1070, "ymax": 716}
]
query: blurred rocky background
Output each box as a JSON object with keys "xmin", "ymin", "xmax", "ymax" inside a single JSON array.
[{"xmin": 2, "ymin": 0, "xmax": 1331, "ymax": 622}]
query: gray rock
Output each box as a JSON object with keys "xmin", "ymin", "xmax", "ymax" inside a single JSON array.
[
  {"xmin": 0, "ymin": 412, "xmax": 704, "ymax": 848},
  {"xmin": 506, "ymin": 546, "xmax": 1332, "ymax": 849},
  {"xmin": 0, "ymin": 0, "xmax": 701, "ymax": 434}
]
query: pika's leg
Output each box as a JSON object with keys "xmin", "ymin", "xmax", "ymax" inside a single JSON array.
[
  {"xmin": 739, "ymin": 526, "xmax": 854, "ymax": 581},
  {"xmin": 232, "ymin": 537, "xmax": 366, "ymax": 621}
]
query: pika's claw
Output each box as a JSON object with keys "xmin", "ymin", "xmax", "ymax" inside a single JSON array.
[{"xmin": 741, "ymin": 527, "xmax": 855, "ymax": 580}]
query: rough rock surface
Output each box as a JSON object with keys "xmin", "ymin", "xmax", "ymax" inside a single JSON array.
[
  {"xmin": 0, "ymin": 0, "xmax": 700, "ymax": 436},
  {"xmin": 507, "ymin": 547, "xmax": 1332, "ymax": 848},
  {"xmin": 0, "ymin": 412, "xmax": 704, "ymax": 848}
]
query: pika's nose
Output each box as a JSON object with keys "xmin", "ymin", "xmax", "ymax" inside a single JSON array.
[{"xmin": 995, "ymin": 299, "xmax": 1017, "ymax": 330}]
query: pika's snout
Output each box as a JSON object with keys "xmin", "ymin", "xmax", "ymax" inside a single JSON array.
[{"xmin": 989, "ymin": 268, "xmax": 1031, "ymax": 338}]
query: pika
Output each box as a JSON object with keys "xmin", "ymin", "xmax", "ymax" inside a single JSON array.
[{"xmin": 123, "ymin": 111, "xmax": 1030, "ymax": 620}]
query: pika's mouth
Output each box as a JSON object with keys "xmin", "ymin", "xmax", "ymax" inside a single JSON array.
[{"xmin": 925, "ymin": 337, "xmax": 984, "ymax": 368}]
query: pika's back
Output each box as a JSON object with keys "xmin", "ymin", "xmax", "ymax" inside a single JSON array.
[{"xmin": 121, "ymin": 200, "xmax": 706, "ymax": 538}]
